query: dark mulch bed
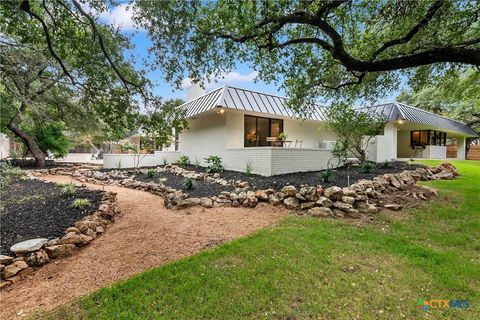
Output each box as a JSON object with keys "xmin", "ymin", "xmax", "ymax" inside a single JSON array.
[
  {"xmin": 132, "ymin": 171, "xmax": 235, "ymax": 198},
  {"xmin": 180, "ymin": 161, "xmax": 423, "ymax": 190},
  {"xmin": 0, "ymin": 178, "xmax": 102, "ymax": 255}
]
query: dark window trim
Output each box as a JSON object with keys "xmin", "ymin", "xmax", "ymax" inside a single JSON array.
[
  {"xmin": 410, "ymin": 130, "xmax": 447, "ymax": 147},
  {"xmin": 244, "ymin": 115, "xmax": 284, "ymax": 147}
]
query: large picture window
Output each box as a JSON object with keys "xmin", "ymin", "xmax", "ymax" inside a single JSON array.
[
  {"xmin": 244, "ymin": 115, "xmax": 283, "ymax": 147},
  {"xmin": 410, "ymin": 130, "xmax": 446, "ymax": 147}
]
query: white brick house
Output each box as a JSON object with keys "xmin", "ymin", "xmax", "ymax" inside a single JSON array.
[{"xmin": 103, "ymin": 86, "xmax": 478, "ymax": 175}]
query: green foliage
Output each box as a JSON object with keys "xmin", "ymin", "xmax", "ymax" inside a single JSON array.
[
  {"xmin": 329, "ymin": 140, "xmax": 349, "ymax": 168},
  {"xmin": 205, "ymin": 156, "xmax": 224, "ymax": 173},
  {"xmin": 27, "ymin": 122, "xmax": 70, "ymax": 157},
  {"xmin": 245, "ymin": 162, "xmax": 253, "ymax": 177},
  {"xmin": 146, "ymin": 169, "xmax": 156, "ymax": 178},
  {"xmin": 382, "ymin": 160, "xmax": 393, "ymax": 168},
  {"xmin": 319, "ymin": 169, "xmax": 332, "ymax": 183},
  {"xmin": 61, "ymin": 183, "xmax": 77, "ymax": 196},
  {"xmin": 326, "ymin": 104, "xmax": 386, "ymax": 163},
  {"xmin": 134, "ymin": 1, "xmax": 480, "ymax": 109},
  {"xmin": 158, "ymin": 177, "xmax": 168, "ymax": 185},
  {"xmin": 278, "ymin": 132, "xmax": 287, "ymax": 141},
  {"xmin": 162, "ymin": 157, "xmax": 168, "ymax": 166},
  {"xmin": 194, "ymin": 158, "xmax": 200, "ymax": 169},
  {"xmin": 55, "ymin": 181, "xmax": 65, "ymax": 188},
  {"xmin": 361, "ymin": 162, "xmax": 374, "ymax": 173},
  {"xmin": 139, "ymin": 99, "xmax": 188, "ymax": 151},
  {"xmin": 183, "ymin": 177, "xmax": 195, "ymax": 190},
  {"xmin": 71, "ymin": 198, "xmax": 91, "ymax": 209},
  {"xmin": 0, "ymin": 162, "xmax": 25, "ymax": 188},
  {"xmin": 177, "ymin": 155, "xmax": 190, "ymax": 166}
]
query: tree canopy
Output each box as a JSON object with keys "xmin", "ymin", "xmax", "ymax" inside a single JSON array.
[
  {"xmin": 135, "ymin": 0, "xmax": 480, "ymax": 111},
  {"xmin": 0, "ymin": 0, "xmax": 155, "ymax": 166}
]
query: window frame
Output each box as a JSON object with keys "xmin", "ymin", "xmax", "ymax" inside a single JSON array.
[
  {"xmin": 410, "ymin": 130, "xmax": 447, "ymax": 147},
  {"xmin": 244, "ymin": 115, "xmax": 284, "ymax": 147}
]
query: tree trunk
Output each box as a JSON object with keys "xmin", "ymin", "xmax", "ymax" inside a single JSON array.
[{"xmin": 7, "ymin": 103, "xmax": 46, "ymax": 168}]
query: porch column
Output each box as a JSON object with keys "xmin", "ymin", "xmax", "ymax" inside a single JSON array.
[{"xmin": 457, "ymin": 137, "xmax": 466, "ymax": 160}]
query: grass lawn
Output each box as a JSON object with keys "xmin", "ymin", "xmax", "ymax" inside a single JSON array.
[{"xmin": 37, "ymin": 160, "xmax": 480, "ymax": 319}]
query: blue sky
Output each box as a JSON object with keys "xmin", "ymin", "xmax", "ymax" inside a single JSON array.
[{"xmin": 96, "ymin": 3, "xmax": 401, "ymax": 103}]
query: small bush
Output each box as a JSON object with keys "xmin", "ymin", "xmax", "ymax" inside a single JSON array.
[
  {"xmin": 71, "ymin": 198, "xmax": 91, "ymax": 209},
  {"xmin": 55, "ymin": 181, "xmax": 66, "ymax": 188},
  {"xmin": 245, "ymin": 162, "xmax": 253, "ymax": 177},
  {"xmin": 177, "ymin": 155, "xmax": 190, "ymax": 166},
  {"xmin": 146, "ymin": 169, "xmax": 156, "ymax": 178},
  {"xmin": 0, "ymin": 162, "xmax": 26, "ymax": 188},
  {"xmin": 183, "ymin": 177, "xmax": 195, "ymax": 190},
  {"xmin": 162, "ymin": 157, "xmax": 168, "ymax": 166},
  {"xmin": 61, "ymin": 183, "xmax": 77, "ymax": 196},
  {"xmin": 205, "ymin": 155, "xmax": 224, "ymax": 173},
  {"xmin": 319, "ymin": 169, "xmax": 332, "ymax": 182},
  {"xmin": 362, "ymin": 162, "xmax": 374, "ymax": 173},
  {"xmin": 159, "ymin": 177, "xmax": 168, "ymax": 185},
  {"xmin": 382, "ymin": 160, "xmax": 393, "ymax": 168},
  {"xmin": 194, "ymin": 158, "xmax": 200, "ymax": 169}
]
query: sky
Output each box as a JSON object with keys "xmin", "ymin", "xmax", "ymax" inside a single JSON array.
[{"xmin": 96, "ymin": 3, "xmax": 401, "ymax": 103}]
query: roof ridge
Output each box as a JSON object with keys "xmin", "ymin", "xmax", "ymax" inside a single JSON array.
[
  {"xmin": 395, "ymin": 102, "xmax": 470, "ymax": 126},
  {"xmin": 223, "ymin": 85, "xmax": 288, "ymax": 100}
]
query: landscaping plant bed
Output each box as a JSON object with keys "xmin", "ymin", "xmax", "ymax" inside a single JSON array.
[
  {"xmin": 0, "ymin": 178, "xmax": 102, "ymax": 255},
  {"xmin": 180, "ymin": 161, "xmax": 423, "ymax": 190},
  {"xmin": 132, "ymin": 170, "xmax": 235, "ymax": 198}
]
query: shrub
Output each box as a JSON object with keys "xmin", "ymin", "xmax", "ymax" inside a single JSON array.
[
  {"xmin": 0, "ymin": 162, "xmax": 25, "ymax": 188},
  {"xmin": 319, "ymin": 169, "xmax": 332, "ymax": 182},
  {"xmin": 177, "ymin": 155, "xmax": 190, "ymax": 166},
  {"xmin": 245, "ymin": 162, "xmax": 253, "ymax": 177},
  {"xmin": 61, "ymin": 183, "xmax": 77, "ymax": 196},
  {"xmin": 183, "ymin": 177, "xmax": 195, "ymax": 190},
  {"xmin": 146, "ymin": 169, "xmax": 156, "ymax": 178},
  {"xmin": 205, "ymin": 155, "xmax": 224, "ymax": 173},
  {"xmin": 382, "ymin": 160, "xmax": 393, "ymax": 168},
  {"xmin": 162, "ymin": 157, "xmax": 168, "ymax": 166},
  {"xmin": 194, "ymin": 158, "xmax": 200, "ymax": 169},
  {"xmin": 71, "ymin": 198, "xmax": 91, "ymax": 209},
  {"xmin": 159, "ymin": 177, "xmax": 168, "ymax": 185},
  {"xmin": 55, "ymin": 181, "xmax": 66, "ymax": 188},
  {"xmin": 362, "ymin": 162, "xmax": 374, "ymax": 173}
]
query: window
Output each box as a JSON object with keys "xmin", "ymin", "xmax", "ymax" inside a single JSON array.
[
  {"xmin": 410, "ymin": 130, "xmax": 446, "ymax": 147},
  {"xmin": 244, "ymin": 115, "xmax": 284, "ymax": 147}
]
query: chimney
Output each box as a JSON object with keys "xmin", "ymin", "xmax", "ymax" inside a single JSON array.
[{"xmin": 186, "ymin": 83, "xmax": 206, "ymax": 101}]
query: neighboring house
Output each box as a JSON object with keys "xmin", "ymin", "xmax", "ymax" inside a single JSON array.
[
  {"xmin": 0, "ymin": 133, "xmax": 10, "ymax": 159},
  {"xmin": 104, "ymin": 85, "xmax": 478, "ymax": 175}
]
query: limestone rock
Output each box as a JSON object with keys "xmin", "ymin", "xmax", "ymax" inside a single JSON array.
[
  {"xmin": 268, "ymin": 194, "xmax": 281, "ymax": 206},
  {"xmin": 324, "ymin": 186, "xmax": 343, "ymax": 200},
  {"xmin": 254, "ymin": 190, "xmax": 269, "ymax": 201},
  {"xmin": 200, "ymin": 197, "xmax": 213, "ymax": 208},
  {"xmin": 341, "ymin": 196, "xmax": 355, "ymax": 204},
  {"xmin": 25, "ymin": 249, "xmax": 49, "ymax": 267},
  {"xmin": 316, "ymin": 197, "xmax": 333, "ymax": 207},
  {"xmin": 384, "ymin": 204, "xmax": 402, "ymax": 211},
  {"xmin": 177, "ymin": 198, "xmax": 201, "ymax": 209},
  {"xmin": 10, "ymin": 238, "xmax": 48, "ymax": 254},
  {"xmin": 308, "ymin": 207, "xmax": 332, "ymax": 217},
  {"xmin": 281, "ymin": 185, "xmax": 297, "ymax": 197},
  {"xmin": 342, "ymin": 188, "xmax": 356, "ymax": 197},
  {"xmin": 4, "ymin": 261, "xmax": 28, "ymax": 278},
  {"xmin": 283, "ymin": 197, "xmax": 300, "ymax": 209},
  {"xmin": 300, "ymin": 202, "xmax": 316, "ymax": 210},
  {"xmin": 333, "ymin": 201, "xmax": 353, "ymax": 211},
  {"xmin": 0, "ymin": 255, "xmax": 14, "ymax": 265},
  {"xmin": 58, "ymin": 233, "xmax": 93, "ymax": 246},
  {"xmin": 45, "ymin": 244, "xmax": 78, "ymax": 259}
]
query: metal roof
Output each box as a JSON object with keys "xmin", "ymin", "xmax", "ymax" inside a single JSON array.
[
  {"xmin": 179, "ymin": 86, "xmax": 327, "ymax": 121},
  {"xmin": 367, "ymin": 102, "xmax": 478, "ymax": 136}
]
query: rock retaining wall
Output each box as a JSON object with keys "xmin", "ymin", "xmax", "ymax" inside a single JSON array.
[{"xmin": 0, "ymin": 191, "xmax": 120, "ymax": 289}]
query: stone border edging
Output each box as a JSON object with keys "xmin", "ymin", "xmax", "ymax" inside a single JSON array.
[{"xmin": 0, "ymin": 188, "xmax": 120, "ymax": 289}]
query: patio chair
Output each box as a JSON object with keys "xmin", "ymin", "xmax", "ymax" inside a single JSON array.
[
  {"xmin": 294, "ymin": 139, "xmax": 303, "ymax": 148},
  {"xmin": 46, "ymin": 150, "xmax": 55, "ymax": 159}
]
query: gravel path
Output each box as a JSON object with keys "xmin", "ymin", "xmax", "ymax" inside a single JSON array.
[{"xmin": 0, "ymin": 175, "xmax": 289, "ymax": 319}]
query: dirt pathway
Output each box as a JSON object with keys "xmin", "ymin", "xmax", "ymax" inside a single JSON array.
[{"xmin": 0, "ymin": 175, "xmax": 289, "ymax": 319}]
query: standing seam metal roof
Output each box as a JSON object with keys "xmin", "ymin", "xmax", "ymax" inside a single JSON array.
[{"xmin": 179, "ymin": 85, "xmax": 327, "ymax": 121}]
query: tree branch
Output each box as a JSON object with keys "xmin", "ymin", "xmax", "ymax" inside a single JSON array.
[{"xmin": 371, "ymin": 0, "xmax": 445, "ymax": 60}]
